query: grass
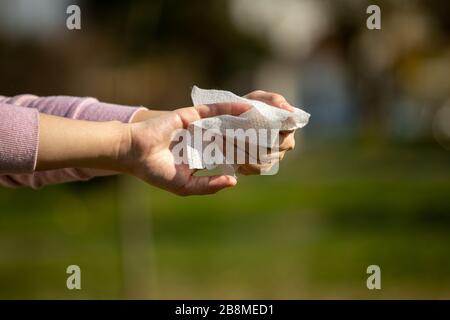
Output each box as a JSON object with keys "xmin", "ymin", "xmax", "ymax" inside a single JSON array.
[{"xmin": 1, "ymin": 142, "xmax": 450, "ymax": 298}]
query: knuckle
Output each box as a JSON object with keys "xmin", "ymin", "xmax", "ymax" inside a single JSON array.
[{"xmin": 270, "ymin": 94, "xmax": 286, "ymax": 105}]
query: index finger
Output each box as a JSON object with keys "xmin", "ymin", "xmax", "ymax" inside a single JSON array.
[{"xmin": 245, "ymin": 91, "xmax": 295, "ymax": 112}]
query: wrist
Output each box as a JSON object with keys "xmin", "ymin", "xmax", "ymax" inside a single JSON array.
[
  {"xmin": 130, "ymin": 108, "xmax": 169, "ymax": 123},
  {"xmin": 112, "ymin": 121, "xmax": 133, "ymax": 173},
  {"xmin": 70, "ymin": 120, "xmax": 132, "ymax": 172}
]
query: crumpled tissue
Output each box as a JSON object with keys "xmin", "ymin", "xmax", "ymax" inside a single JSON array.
[{"xmin": 186, "ymin": 86, "xmax": 310, "ymax": 174}]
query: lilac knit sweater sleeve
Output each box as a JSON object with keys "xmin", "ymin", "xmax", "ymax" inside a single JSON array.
[{"xmin": 0, "ymin": 95, "xmax": 145, "ymax": 188}]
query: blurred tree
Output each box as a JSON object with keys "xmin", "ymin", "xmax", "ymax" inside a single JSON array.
[{"xmin": 82, "ymin": 0, "xmax": 269, "ymax": 88}]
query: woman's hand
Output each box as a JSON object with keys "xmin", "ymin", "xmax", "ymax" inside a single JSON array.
[
  {"xmin": 36, "ymin": 91, "xmax": 295, "ymax": 195},
  {"xmin": 238, "ymin": 90, "xmax": 297, "ymax": 175},
  {"xmin": 37, "ymin": 103, "xmax": 250, "ymax": 196},
  {"xmin": 126, "ymin": 90, "xmax": 298, "ymax": 177},
  {"xmin": 119, "ymin": 103, "xmax": 251, "ymax": 196}
]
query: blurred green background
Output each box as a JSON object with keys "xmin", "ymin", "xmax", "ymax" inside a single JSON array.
[{"xmin": 0, "ymin": 0, "xmax": 450, "ymax": 298}]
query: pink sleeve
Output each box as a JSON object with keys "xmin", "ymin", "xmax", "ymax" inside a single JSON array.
[
  {"xmin": 0, "ymin": 103, "xmax": 39, "ymax": 174},
  {"xmin": 0, "ymin": 94, "xmax": 144, "ymax": 123},
  {"xmin": 0, "ymin": 95, "xmax": 146, "ymax": 189}
]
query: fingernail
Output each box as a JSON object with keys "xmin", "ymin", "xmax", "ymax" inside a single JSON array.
[{"xmin": 227, "ymin": 176, "xmax": 237, "ymax": 186}]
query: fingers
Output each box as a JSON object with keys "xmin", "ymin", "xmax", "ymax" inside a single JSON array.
[
  {"xmin": 174, "ymin": 102, "xmax": 252, "ymax": 128},
  {"xmin": 279, "ymin": 132, "xmax": 295, "ymax": 151},
  {"xmin": 238, "ymin": 164, "xmax": 266, "ymax": 175},
  {"xmin": 175, "ymin": 175, "xmax": 237, "ymax": 196},
  {"xmin": 244, "ymin": 90, "xmax": 295, "ymax": 112},
  {"xmin": 195, "ymin": 102, "xmax": 252, "ymax": 118},
  {"xmin": 237, "ymin": 152, "xmax": 284, "ymax": 176}
]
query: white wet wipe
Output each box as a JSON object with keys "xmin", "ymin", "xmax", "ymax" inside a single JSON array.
[{"xmin": 186, "ymin": 86, "xmax": 310, "ymax": 174}]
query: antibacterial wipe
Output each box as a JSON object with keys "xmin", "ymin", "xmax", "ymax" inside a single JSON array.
[{"xmin": 186, "ymin": 86, "xmax": 310, "ymax": 174}]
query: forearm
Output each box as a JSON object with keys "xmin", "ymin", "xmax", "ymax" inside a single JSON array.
[
  {"xmin": 0, "ymin": 97, "xmax": 166, "ymax": 188},
  {"xmin": 36, "ymin": 113, "xmax": 130, "ymax": 172}
]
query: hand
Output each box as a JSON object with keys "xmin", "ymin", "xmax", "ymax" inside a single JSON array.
[
  {"xmin": 36, "ymin": 92, "xmax": 293, "ymax": 194},
  {"xmin": 120, "ymin": 103, "xmax": 251, "ymax": 196},
  {"xmin": 36, "ymin": 103, "xmax": 250, "ymax": 196},
  {"xmin": 238, "ymin": 90, "xmax": 297, "ymax": 175},
  {"xmin": 129, "ymin": 91, "xmax": 297, "ymax": 177}
]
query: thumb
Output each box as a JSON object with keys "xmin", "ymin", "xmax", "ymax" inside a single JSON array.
[{"xmin": 175, "ymin": 175, "xmax": 237, "ymax": 196}]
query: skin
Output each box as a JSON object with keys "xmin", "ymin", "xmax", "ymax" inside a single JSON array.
[{"xmin": 36, "ymin": 91, "xmax": 297, "ymax": 196}]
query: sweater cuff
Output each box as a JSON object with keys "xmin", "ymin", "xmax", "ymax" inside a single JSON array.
[
  {"xmin": 0, "ymin": 104, "xmax": 39, "ymax": 174},
  {"xmin": 75, "ymin": 99, "xmax": 146, "ymax": 123}
]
